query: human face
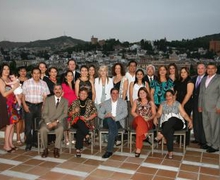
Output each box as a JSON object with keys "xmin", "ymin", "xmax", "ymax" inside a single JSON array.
[
  {"xmin": 68, "ymin": 60, "xmax": 76, "ymax": 71},
  {"xmin": 2, "ymin": 65, "xmax": 10, "ymax": 77},
  {"xmin": 111, "ymin": 90, "xmax": 119, "ymax": 102},
  {"xmin": 9, "ymin": 75, "xmax": 16, "ymax": 81},
  {"xmin": 159, "ymin": 67, "xmax": 167, "ymax": 76},
  {"xmin": 19, "ymin": 68, "xmax": 27, "ymax": 78},
  {"xmin": 99, "ymin": 68, "xmax": 107, "ymax": 77},
  {"xmin": 89, "ymin": 67, "xmax": 95, "ymax": 77},
  {"xmin": 49, "ymin": 68, "xmax": 57, "ymax": 78},
  {"xmin": 115, "ymin": 65, "xmax": 121, "ymax": 75},
  {"xmin": 65, "ymin": 72, "xmax": 73, "ymax": 82},
  {"xmin": 80, "ymin": 67, "xmax": 88, "ymax": 77},
  {"xmin": 169, "ymin": 65, "xmax": 176, "ymax": 75},
  {"xmin": 165, "ymin": 92, "xmax": 174, "ymax": 101},
  {"xmin": 139, "ymin": 90, "xmax": 147, "ymax": 99},
  {"xmin": 136, "ymin": 71, "xmax": 144, "ymax": 80},
  {"xmin": 197, "ymin": 64, "xmax": 206, "ymax": 76},
  {"xmin": 128, "ymin": 62, "xmax": 137, "ymax": 74},
  {"xmin": 207, "ymin": 65, "xmax": 217, "ymax": 77},
  {"xmin": 39, "ymin": 63, "xmax": 47, "ymax": 74},
  {"xmin": 146, "ymin": 66, "xmax": 154, "ymax": 76},
  {"xmin": 32, "ymin": 69, "xmax": 41, "ymax": 82},
  {"xmin": 79, "ymin": 90, "xmax": 88, "ymax": 101},
  {"xmin": 54, "ymin": 85, "xmax": 63, "ymax": 97},
  {"xmin": 180, "ymin": 68, "xmax": 188, "ymax": 80}
]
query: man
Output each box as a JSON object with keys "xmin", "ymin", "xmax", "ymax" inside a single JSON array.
[
  {"xmin": 144, "ymin": 64, "xmax": 158, "ymax": 86},
  {"xmin": 60, "ymin": 59, "xmax": 80, "ymax": 83},
  {"xmin": 22, "ymin": 67, "xmax": 50, "ymax": 151},
  {"xmin": 125, "ymin": 60, "xmax": 137, "ymax": 127},
  {"xmin": 39, "ymin": 84, "xmax": 68, "ymax": 158},
  {"xmin": 98, "ymin": 88, "xmax": 128, "ymax": 158},
  {"xmin": 198, "ymin": 63, "xmax": 220, "ymax": 153},
  {"xmin": 192, "ymin": 63, "xmax": 206, "ymax": 147}
]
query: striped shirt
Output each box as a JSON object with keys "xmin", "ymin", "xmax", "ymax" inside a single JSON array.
[{"xmin": 22, "ymin": 78, "xmax": 50, "ymax": 103}]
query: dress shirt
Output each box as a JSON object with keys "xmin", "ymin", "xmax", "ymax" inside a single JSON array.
[{"xmin": 111, "ymin": 100, "xmax": 117, "ymax": 117}]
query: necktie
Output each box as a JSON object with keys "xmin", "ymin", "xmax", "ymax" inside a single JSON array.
[
  {"xmin": 196, "ymin": 76, "xmax": 201, "ymax": 88},
  {"xmin": 150, "ymin": 77, "xmax": 153, "ymax": 83},
  {"xmin": 56, "ymin": 98, "xmax": 60, "ymax": 108}
]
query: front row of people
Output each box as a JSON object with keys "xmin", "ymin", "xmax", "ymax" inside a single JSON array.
[{"xmin": 39, "ymin": 84, "xmax": 193, "ymax": 159}]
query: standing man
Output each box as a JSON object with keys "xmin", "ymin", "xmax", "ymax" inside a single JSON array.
[
  {"xmin": 39, "ymin": 84, "xmax": 68, "ymax": 158},
  {"xmin": 125, "ymin": 60, "xmax": 137, "ymax": 127},
  {"xmin": 144, "ymin": 64, "xmax": 158, "ymax": 86},
  {"xmin": 22, "ymin": 67, "xmax": 50, "ymax": 151},
  {"xmin": 98, "ymin": 88, "xmax": 128, "ymax": 158},
  {"xmin": 198, "ymin": 63, "xmax": 220, "ymax": 153},
  {"xmin": 60, "ymin": 59, "xmax": 80, "ymax": 83},
  {"xmin": 192, "ymin": 63, "xmax": 206, "ymax": 147}
]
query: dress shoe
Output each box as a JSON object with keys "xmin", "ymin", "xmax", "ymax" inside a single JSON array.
[
  {"xmin": 102, "ymin": 152, "xmax": 112, "ymax": 158},
  {"xmin": 54, "ymin": 148, "xmax": 60, "ymax": 158},
  {"xmin": 41, "ymin": 148, "xmax": 49, "ymax": 158},
  {"xmin": 25, "ymin": 144, "xmax": 32, "ymax": 151},
  {"xmin": 200, "ymin": 144, "xmax": 210, "ymax": 149},
  {"xmin": 206, "ymin": 147, "xmax": 219, "ymax": 153}
]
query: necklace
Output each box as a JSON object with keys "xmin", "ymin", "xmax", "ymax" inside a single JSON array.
[{"xmin": 80, "ymin": 104, "xmax": 86, "ymax": 108}]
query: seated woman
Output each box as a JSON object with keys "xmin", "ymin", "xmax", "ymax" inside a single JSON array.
[
  {"xmin": 131, "ymin": 87, "xmax": 156, "ymax": 157},
  {"xmin": 154, "ymin": 90, "xmax": 193, "ymax": 159},
  {"xmin": 68, "ymin": 87, "xmax": 97, "ymax": 157}
]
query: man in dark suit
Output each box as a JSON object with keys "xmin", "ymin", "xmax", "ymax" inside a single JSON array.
[
  {"xmin": 60, "ymin": 59, "xmax": 80, "ymax": 83},
  {"xmin": 144, "ymin": 64, "xmax": 158, "ymax": 86},
  {"xmin": 198, "ymin": 63, "xmax": 220, "ymax": 153},
  {"xmin": 39, "ymin": 84, "xmax": 68, "ymax": 158},
  {"xmin": 192, "ymin": 63, "xmax": 206, "ymax": 147}
]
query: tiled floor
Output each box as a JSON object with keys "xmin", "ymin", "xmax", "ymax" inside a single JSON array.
[{"xmin": 0, "ymin": 136, "xmax": 219, "ymax": 180}]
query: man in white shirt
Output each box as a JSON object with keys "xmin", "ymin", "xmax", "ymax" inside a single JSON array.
[{"xmin": 98, "ymin": 88, "xmax": 128, "ymax": 158}]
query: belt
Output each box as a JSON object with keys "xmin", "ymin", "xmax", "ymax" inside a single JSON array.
[{"xmin": 25, "ymin": 101, "xmax": 43, "ymax": 106}]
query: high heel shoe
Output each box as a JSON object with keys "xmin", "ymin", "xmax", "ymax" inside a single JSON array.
[
  {"xmin": 4, "ymin": 148, "xmax": 13, "ymax": 153},
  {"xmin": 76, "ymin": 150, "xmax": 81, "ymax": 158},
  {"xmin": 168, "ymin": 152, "xmax": 173, "ymax": 159},
  {"xmin": 135, "ymin": 152, "xmax": 141, "ymax": 157},
  {"xmin": 11, "ymin": 146, "xmax": 18, "ymax": 151}
]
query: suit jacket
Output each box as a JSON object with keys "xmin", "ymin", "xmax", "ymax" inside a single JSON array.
[
  {"xmin": 98, "ymin": 98, "xmax": 128, "ymax": 127},
  {"xmin": 41, "ymin": 96, "xmax": 68, "ymax": 126},
  {"xmin": 144, "ymin": 75, "xmax": 158, "ymax": 86},
  {"xmin": 192, "ymin": 75, "xmax": 205, "ymax": 106},
  {"xmin": 198, "ymin": 74, "xmax": 220, "ymax": 112}
]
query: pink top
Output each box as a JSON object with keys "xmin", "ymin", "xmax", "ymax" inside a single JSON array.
[{"xmin": 62, "ymin": 83, "xmax": 77, "ymax": 106}]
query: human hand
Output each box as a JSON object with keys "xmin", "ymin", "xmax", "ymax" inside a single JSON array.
[
  {"xmin": 198, "ymin": 107, "xmax": 202, "ymax": 112},
  {"xmin": 23, "ymin": 104, "xmax": 30, "ymax": 113},
  {"xmin": 188, "ymin": 120, "xmax": 193, "ymax": 129}
]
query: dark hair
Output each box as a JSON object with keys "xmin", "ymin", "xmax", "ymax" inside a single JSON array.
[
  {"xmin": 53, "ymin": 83, "xmax": 62, "ymax": 90},
  {"xmin": 179, "ymin": 67, "xmax": 190, "ymax": 81},
  {"xmin": 48, "ymin": 66, "xmax": 58, "ymax": 73},
  {"xmin": 110, "ymin": 87, "xmax": 119, "ymax": 94},
  {"xmin": 168, "ymin": 63, "xmax": 179, "ymax": 81},
  {"xmin": 0, "ymin": 63, "xmax": 10, "ymax": 77},
  {"xmin": 89, "ymin": 64, "xmax": 97, "ymax": 78},
  {"xmin": 157, "ymin": 65, "xmax": 169, "ymax": 83},
  {"xmin": 31, "ymin": 67, "xmax": 41, "ymax": 74},
  {"xmin": 64, "ymin": 70, "xmax": 75, "ymax": 89},
  {"xmin": 127, "ymin": 60, "xmax": 137, "ymax": 67},
  {"xmin": 67, "ymin": 59, "xmax": 76, "ymax": 65},
  {"xmin": 207, "ymin": 62, "xmax": 217, "ymax": 68},
  {"xmin": 134, "ymin": 69, "xmax": 145, "ymax": 86},
  {"xmin": 9, "ymin": 70, "xmax": 18, "ymax": 77},
  {"xmin": 138, "ymin": 87, "xmax": 151, "ymax": 102},
  {"xmin": 79, "ymin": 87, "xmax": 89, "ymax": 94},
  {"xmin": 80, "ymin": 65, "xmax": 89, "ymax": 71},
  {"xmin": 112, "ymin": 62, "xmax": 125, "ymax": 76},
  {"xmin": 17, "ymin": 66, "xmax": 27, "ymax": 72},
  {"xmin": 38, "ymin": 62, "xmax": 48, "ymax": 69},
  {"xmin": 165, "ymin": 89, "xmax": 175, "ymax": 96}
]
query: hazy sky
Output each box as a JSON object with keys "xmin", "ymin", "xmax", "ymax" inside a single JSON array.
[{"xmin": 0, "ymin": 0, "xmax": 220, "ymax": 42}]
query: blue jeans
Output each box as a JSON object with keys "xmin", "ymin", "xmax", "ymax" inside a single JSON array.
[{"xmin": 103, "ymin": 117, "xmax": 122, "ymax": 152}]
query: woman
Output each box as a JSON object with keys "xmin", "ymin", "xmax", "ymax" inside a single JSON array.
[
  {"xmin": 62, "ymin": 70, "xmax": 77, "ymax": 144},
  {"xmin": 151, "ymin": 65, "xmax": 173, "ymax": 107},
  {"xmin": 174, "ymin": 67, "xmax": 194, "ymax": 145},
  {"xmin": 154, "ymin": 90, "xmax": 193, "ymax": 159},
  {"xmin": 69, "ymin": 87, "xmax": 97, "ymax": 157},
  {"xmin": 0, "ymin": 64, "xmax": 20, "ymax": 152},
  {"xmin": 94, "ymin": 65, "xmax": 113, "ymax": 106},
  {"xmin": 112, "ymin": 62, "xmax": 128, "ymax": 100},
  {"xmin": 88, "ymin": 65, "xmax": 97, "ymax": 84},
  {"xmin": 75, "ymin": 65, "xmax": 95, "ymax": 101},
  {"xmin": 129, "ymin": 69, "xmax": 149, "ymax": 106},
  {"xmin": 131, "ymin": 87, "xmax": 156, "ymax": 157},
  {"xmin": 16, "ymin": 66, "xmax": 28, "ymax": 146},
  {"xmin": 168, "ymin": 63, "xmax": 178, "ymax": 88}
]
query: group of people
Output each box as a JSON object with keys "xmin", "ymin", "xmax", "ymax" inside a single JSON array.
[{"xmin": 0, "ymin": 59, "xmax": 219, "ymax": 159}]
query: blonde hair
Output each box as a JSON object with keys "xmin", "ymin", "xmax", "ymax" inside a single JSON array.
[{"xmin": 98, "ymin": 65, "xmax": 109, "ymax": 84}]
